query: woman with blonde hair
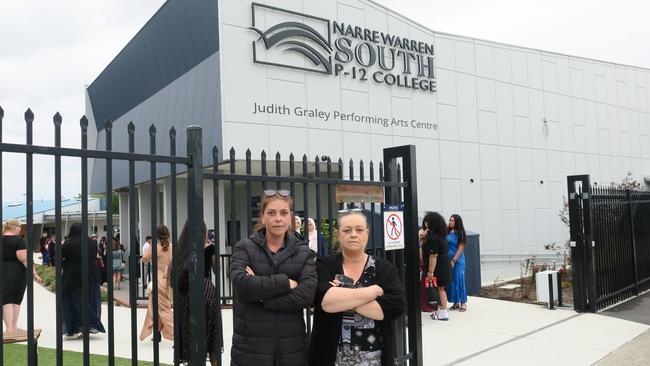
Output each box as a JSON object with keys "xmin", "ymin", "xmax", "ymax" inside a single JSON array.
[
  {"xmin": 309, "ymin": 210, "xmax": 405, "ymax": 366},
  {"xmin": 230, "ymin": 189, "xmax": 317, "ymax": 366},
  {"xmin": 140, "ymin": 224, "xmax": 174, "ymax": 341},
  {"xmin": 2, "ymin": 219, "xmax": 41, "ymax": 333}
]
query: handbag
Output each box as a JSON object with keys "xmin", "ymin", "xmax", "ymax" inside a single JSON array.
[{"xmin": 425, "ymin": 276, "xmax": 441, "ymax": 306}]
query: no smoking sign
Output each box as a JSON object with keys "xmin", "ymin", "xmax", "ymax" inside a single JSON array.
[{"xmin": 383, "ymin": 204, "xmax": 404, "ymax": 251}]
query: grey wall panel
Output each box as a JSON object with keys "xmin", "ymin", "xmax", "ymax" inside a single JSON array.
[
  {"xmin": 90, "ymin": 52, "xmax": 222, "ymax": 193},
  {"xmin": 87, "ymin": 0, "xmax": 219, "ymax": 132}
]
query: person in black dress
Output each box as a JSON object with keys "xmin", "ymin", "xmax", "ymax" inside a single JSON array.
[
  {"xmin": 421, "ymin": 212, "xmax": 451, "ymax": 321},
  {"xmin": 2, "ymin": 219, "xmax": 40, "ymax": 333},
  {"xmin": 61, "ymin": 223, "xmax": 106, "ymax": 338},
  {"xmin": 170, "ymin": 221, "xmax": 222, "ymax": 366}
]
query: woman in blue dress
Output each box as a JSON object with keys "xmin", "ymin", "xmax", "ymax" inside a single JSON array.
[{"xmin": 447, "ymin": 214, "xmax": 468, "ymax": 312}]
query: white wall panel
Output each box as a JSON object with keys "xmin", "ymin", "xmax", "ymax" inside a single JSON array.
[
  {"xmin": 477, "ymin": 78, "xmax": 496, "ymax": 112},
  {"xmin": 517, "ymin": 181, "xmax": 535, "ymax": 246},
  {"xmin": 583, "ymin": 62, "xmax": 596, "ymax": 101},
  {"xmin": 511, "ymin": 50, "xmax": 528, "ymax": 86},
  {"xmin": 515, "ymin": 147, "xmax": 533, "ymax": 181},
  {"xmin": 501, "ymin": 209, "xmax": 520, "ymax": 252},
  {"xmin": 455, "ymin": 40, "xmax": 476, "ymax": 75},
  {"xmin": 595, "ymin": 74, "xmax": 607, "ymax": 103},
  {"xmin": 499, "ymin": 147, "xmax": 517, "ymax": 209},
  {"xmin": 495, "ymin": 82, "xmax": 515, "ymax": 145},
  {"xmin": 493, "ymin": 47, "xmax": 512, "ymax": 82},
  {"xmin": 547, "ymin": 151, "xmax": 563, "ymax": 182},
  {"xmin": 475, "ymin": 43, "xmax": 495, "ymax": 79},
  {"xmin": 478, "ymin": 111, "xmax": 498, "ymax": 145},
  {"xmin": 546, "ymin": 121, "xmax": 561, "ymax": 150},
  {"xmin": 556, "ymin": 57, "xmax": 571, "ymax": 95},
  {"xmin": 480, "ymin": 145, "xmax": 499, "ymax": 180},
  {"xmin": 534, "ymin": 180, "xmax": 549, "ymax": 209},
  {"xmin": 439, "ymin": 140, "xmax": 460, "ymax": 179},
  {"xmin": 534, "ymin": 209, "xmax": 551, "ymax": 247},
  {"xmin": 433, "ymin": 36, "xmax": 456, "ymax": 71},
  {"xmin": 543, "ymin": 92, "xmax": 559, "ymax": 121},
  {"xmin": 460, "ymin": 143, "xmax": 481, "ymax": 210},
  {"xmin": 481, "ymin": 181, "xmax": 502, "ymax": 251},
  {"xmin": 457, "ymin": 74, "xmax": 478, "ymax": 142},
  {"xmin": 527, "ymin": 52, "xmax": 543, "ymax": 90},
  {"xmin": 570, "ymin": 67, "xmax": 584, "ymax": 99},
  {"xmin": 436, "ymin": 69, "xmax": 457, "ymax": 106},
  {"xmin": 542, "ymin": 60, "xmax": 558, "ymax": 92},
  {"xmin": 441, "ymin": 179, "xmax": 462, "ymax": 216},
  {"xmin": 514, "ymin": 116, "xmax": 531, "ymax": 148},
  {"xmin": 438, "ymin": 104, "xmax": 459, "ymax": 140},
  {"xmin": 513, "ymin": 86, "xmax": 530, "ymax": 117}
]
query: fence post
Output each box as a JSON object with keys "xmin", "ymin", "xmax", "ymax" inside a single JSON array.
[
  {"xmin": 383, "ymin": 145, "xmax": 421, "ymax": 366},
  {"xmin": 186, "ymin": 126, "xmax": 206, "ymax": 365},
  {"xmin": 626, "ymin": 190, "xmax": 640, "ymax": 296},
  {"xmin": 567, "ymin": 175, "xmax": 589, "ymax": 312},
  {"xmin": 581, "ymin": 178, "xmax": 598, "ymax": 312}
]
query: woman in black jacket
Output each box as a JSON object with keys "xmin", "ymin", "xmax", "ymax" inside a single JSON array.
[
  {"xmin": 61, "ymin": 223, "xmax": 105, "ymax": 338},
  {"xmin": 309, "ymin": 210, "xmax": 405, "ymax": 366},
  {"xmin": 230, "ymin": 190, "xmax": 317, "ymax": 366}
]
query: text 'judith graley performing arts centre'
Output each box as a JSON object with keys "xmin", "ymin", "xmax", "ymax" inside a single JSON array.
[{"xmin": 86, "ymin": 0, "xmax": 650, "ymax": 282}]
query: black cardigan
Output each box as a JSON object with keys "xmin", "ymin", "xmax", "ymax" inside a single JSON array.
[{"xmin": 308, "ymin": 253, "xmax": 405, "ymax": 366}]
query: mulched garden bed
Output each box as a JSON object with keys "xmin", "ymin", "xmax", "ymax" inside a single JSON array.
[{"xmin": 479, "ymin": 271, "xmax": 573, "ymax": 306}]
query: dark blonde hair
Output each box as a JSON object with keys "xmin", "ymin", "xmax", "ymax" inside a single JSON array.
[
  {"xmin": 157, "ymin": 224, "xmax": 171, "ymax": 252},
  {"xmin": 253, "ymin": 194, "xmax": 294, "ymax": 232},
  {"xmin": 2, "ymin": 219, "xmax": 21, "ymax": 234}
]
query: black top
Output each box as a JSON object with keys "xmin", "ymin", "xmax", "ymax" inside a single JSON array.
[
  {"xmin": 2, "ymin": 235, "xmax": 26, "ymax": 261},
  {"xmin": 230, "ymin": 231, "xmax": 317, "ymax": 366},
  {"xmin": 62, "ymin": 234, "xmax": 101, "ymax": 293},
  {"xmin": 422, "ymin": 232, "xmax": 451, "ymax": 286},
  {"xmin": 1, "ymin": 235, "xmax": 28, "ymax": 305},
  {"xmin": 308, "ymin": 253, "xmax": 406, "ymax": 366}
]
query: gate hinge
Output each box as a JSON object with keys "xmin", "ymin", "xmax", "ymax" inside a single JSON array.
[{"xmin": 569, "ymin": 241, "xmax": 576, "ymax": 247}]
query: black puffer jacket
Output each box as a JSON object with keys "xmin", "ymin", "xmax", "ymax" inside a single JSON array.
[{"xmin": 230, "ymin": 230, "xmax": 317, "ymax": 366}]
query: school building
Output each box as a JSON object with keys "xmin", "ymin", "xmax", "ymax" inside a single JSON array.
[{"xmin": 86, "ymin": 0, "xmax": 650, "ymax": 282}]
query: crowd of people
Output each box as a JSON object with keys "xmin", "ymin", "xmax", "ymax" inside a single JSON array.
[{"xmin": 2, "ymin": 191, "xmax": 472, "ymax": 365}]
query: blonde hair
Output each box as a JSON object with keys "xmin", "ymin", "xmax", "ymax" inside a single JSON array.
[
  {"xmin": 253, "ymin": 194, "xmax": 294, "ymax": 232},
  {"xmin": 2, "ymin": 219, "xmax": 22, "ymax": 234}
]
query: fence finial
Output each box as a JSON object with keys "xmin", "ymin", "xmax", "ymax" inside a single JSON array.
[
  {"xmin": 25, "ymin": 108, "xmax": 34, "ymax": 122},
  {"xmin": 0, "ymin": 105, "xmax": 5, "ymax": 119},
  {"xmin": 149, "ymin": 123, "xmax": 157, "ymax": 135},
  {"xmin": 80, "ymin": 115, "xmax": 88, "ymax": 129},
  {"xmin": 127, "ymin": 121, "xmax": 135, "ymax": 134},
  {"xmin": 53, "ymin": 112, "xmax": 62, "ymax": 126},
  {"xmin": 105, "ymin": 119, "xmax": 113, "ymax": 131}
]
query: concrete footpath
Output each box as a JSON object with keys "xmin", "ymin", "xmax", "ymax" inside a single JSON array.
[{"xmin": 17, "ymin": 284, "xmax": 649, "ymax": 365}]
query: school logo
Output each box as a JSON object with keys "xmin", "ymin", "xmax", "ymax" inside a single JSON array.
[
  {"xmin": 251, "ymin": 3, "xmax": 333, "ymax": 74},
  {"xmin": 249, "ymin": 2, "xmax": 437, "ymax": 93}
]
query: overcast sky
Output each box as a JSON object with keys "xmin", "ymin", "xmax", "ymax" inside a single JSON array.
[{"xmin": 1, "ymin": 0, "xmax": 649, "ymax": 202}]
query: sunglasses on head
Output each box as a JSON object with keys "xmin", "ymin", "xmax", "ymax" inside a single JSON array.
[{"xmin": 263, "ymin": 189, "xmax": 291, "ymax": 197}]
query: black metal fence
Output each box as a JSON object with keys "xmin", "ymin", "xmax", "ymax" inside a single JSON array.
[
  {"xmin": 567, "ymin": 174, "xmax": 650, "ymax": 312},
  {"xmin": 0, "ymin": 107, "xmax": 195, "ymax": 366},
  {"xmin": 1, "ymin": 106, "xmax": 424, "ymax": 365}
]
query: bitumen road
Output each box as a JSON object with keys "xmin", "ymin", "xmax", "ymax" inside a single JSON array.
[{"xmin": 594, "ymin": 290, "xmax": 650, "ymax": 365}]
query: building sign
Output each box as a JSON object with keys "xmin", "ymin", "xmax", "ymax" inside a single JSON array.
[
  {"xmin": 383, "ymin": 204, "xmax": 404, "ymax": 251},
  {"xmin": 335, "ymin": 184, "xmax": 384, "ymax": 203},
  {"xmin": 250, "ymin": 3, "xmax": 436, "ymax": 93}
]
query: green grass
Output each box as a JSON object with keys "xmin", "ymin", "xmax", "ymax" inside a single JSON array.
[{"xmin": 3, "ymin": 343, "xmax": 170, "ymax": 365}]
